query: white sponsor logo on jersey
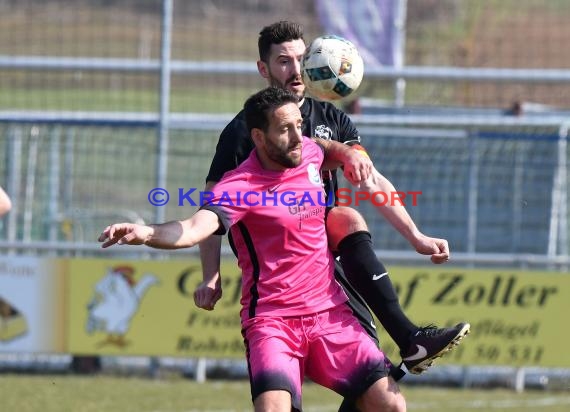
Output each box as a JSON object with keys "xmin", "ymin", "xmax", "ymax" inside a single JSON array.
[
  {"xmin": 314, "ymin": 124, "xmax": 333, "ymax": 140},
  {"xmin": 307, "ymin": 163, "xmax": 322, "ymax": 186}
]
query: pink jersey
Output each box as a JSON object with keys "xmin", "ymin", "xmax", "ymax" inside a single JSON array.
[{"xmin": 202, "ymin": 137, "xmax": 347, "ymax": 321}]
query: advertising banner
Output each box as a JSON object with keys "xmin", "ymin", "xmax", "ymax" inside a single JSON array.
[
  {"xmin": 374, "ymin": 267, "xmax": 569, "ymax": 367},
  {"xmin": 315, "ymin": 0, "xmax": 397, "ymax": 66},
  {"xmin": 1, "ymin": 255, "xmax": 569, "ymax": 367},
  {"xmin": 66, "ymin": 258, "xmax": 244, "ymax": 358},
  {"xmin": 0, "ymin": 256, "xmax": 65, "ymax": 352},
  {"xmin": 64, "ymin": 261, "xmax": 570, "ymax": 366}
]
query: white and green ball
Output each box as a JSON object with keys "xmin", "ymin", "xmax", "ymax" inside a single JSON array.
[{"xmin": 301, "ymin": 35, "xmax": 364, "ymax": 101}]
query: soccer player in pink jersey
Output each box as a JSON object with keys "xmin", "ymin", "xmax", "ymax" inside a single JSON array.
[
  {"xmin": 197, "ymin": 22, "xmax": 470, "ymax": 386},
  {"xmin": 99, "ymin": 87, "xmax": 406, "ymax": 412}
]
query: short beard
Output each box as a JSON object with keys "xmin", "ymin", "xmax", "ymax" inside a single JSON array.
[
  {"xmin": 270, "ymin": 151, "xmax": 301, "ymax": 168},
  {"xmin": 266, "ymin": 140, "xmax": 302, "ymax": 168},
  {"xmin": 268, "ymin": 74, "xmax": 304, "ymax": 101}
]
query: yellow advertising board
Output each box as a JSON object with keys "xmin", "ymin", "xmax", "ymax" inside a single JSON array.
[
  {"xmin": 2, "ymin": 254, "xmax": 569, "ymax": 367},
  {"xmin": 371, "ymin": 267, "xmax": 570, "ymax": 367},
  {"xmin": 64, "ymin": 258, "xmax": 570, "ymax": 367},
  {"xmin": 66, "ymin": 258, "xmax": 244, "ymax": 358},
  {"xmin": 0, "ymin": 256, "xmax": 66, "ymax": 352}
]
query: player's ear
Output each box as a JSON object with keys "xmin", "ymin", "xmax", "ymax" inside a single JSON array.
[
  {"xmin": 257, "ymin": 60, "xmax": 269, "ymax": 79},
  {"xmin": 251, "ymin": 128, "xmax": 265, "ymax": 146}
]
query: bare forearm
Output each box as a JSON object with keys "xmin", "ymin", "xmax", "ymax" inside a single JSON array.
[
  {"xmin": 314, "ymin": 138, "xmax": 371, "ymax": 184},
  {"xmin": 361, "ymin": 168, "xmax": 451, "ymax": 262},
  {"xmin": 148, "ymin": 210, "xmax": 221, "ymax": 249},
  {"xmin": 193, "ymin": 181, "xmax": 224, "ymax": 310},
  {"xmin": 199, "ymin": 234, "xmax": 222, "ymax": 282},
  {"xmin": 313, "ymin": 137, "xmax": 346, "ymax": 170},
  {"xmin": 199, "ymin": 181, "xmax": 223, "ymax": 281},
  {"xmin": 99, "ymin": 209, "xmax": 221, "ymax": 250},
  {"xmin": 144, "ymin": 220, "xmax": 197, "ymax": 249},
  {"xmin": 361, "ymin": 168, "xmax": 421, "ymax": 246}
]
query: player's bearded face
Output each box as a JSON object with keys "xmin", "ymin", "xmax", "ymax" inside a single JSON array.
[
  {"xmin": 264, "ymin": 105, "xmax": 303, "ymax": 168},
  {"xmin": 268, "ymin": 70, "xmax": 305, "ymax": 100},
  {"xmin": 266, "ymin": 40, "xmax": 306, "ymax": 100},
  {"xmin": 265, "ymin": 135, "xmax": 302, "ymax": 168}
]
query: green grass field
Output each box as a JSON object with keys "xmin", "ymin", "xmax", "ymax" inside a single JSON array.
[{"xmin": 1, "ymin": 374, "xmax": 569, "ymax": 412}]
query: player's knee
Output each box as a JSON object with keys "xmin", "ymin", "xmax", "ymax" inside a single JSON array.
[
  {"xmin": 388, "ymin": 394, "xmax": 406, "ymax": 412},
  {"xmin": 358, "ymin": 395, "xmax": 406, "ymax": 412},
  {"xmin": 254, "ymin": 390, "xmax": 292, "ymax": 412},
  {"xmin": 326, "ymin": 207, "xmax": 368, "ymax": 251},
  {"xmin": 359, "ymin": 393, "xmax": 406, "ymax": 412},
  {"xmin": 356, "ymin": 377, "xmax": 406, "ymax": 412}
]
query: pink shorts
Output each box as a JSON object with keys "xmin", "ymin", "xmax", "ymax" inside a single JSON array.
[{"xmin": 242, "ymin": 303, "xmax": 391, "ymax": 411}]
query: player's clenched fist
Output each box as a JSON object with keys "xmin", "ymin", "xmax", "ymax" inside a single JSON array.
[
  {"xmin": 98, "ymin": 223, "xmax": 154, "ymax": 248},
  {"xmin": 193, "ymin": 277, "xmax": 223, "ymax": 311},
  {"xmin": 343, "ymin": 145, "xmax": 372, "ymax": 186}
]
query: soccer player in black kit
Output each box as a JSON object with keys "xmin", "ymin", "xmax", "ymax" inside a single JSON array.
[{"xmin": 194, "ymin": 20, "xmax": 470, "ymax": 401}]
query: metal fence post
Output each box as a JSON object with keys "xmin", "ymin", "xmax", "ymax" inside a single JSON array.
[
  {"xmin": 23, "ymin": 127, "xmax": 39, "ymax": 242},
  {"xmin": 6, "ymin": 126, "xmax": 22, "ymax": 247},
  {"xmin": 547, "ymin": 122, "xmax": 568, "ymax": 263},
  {"xmin": 393, "ymin": 0, "xmax": 408, "ymax": 107},
  {"xmin": 466, "ymin": 129, "xmax": 479, "ymax": 256},
  {"xmin": 155, "ymin": 0, "xmax": 173, "ymax": 224},
  {"xmin": 48, "ymin": 126, "xmax": 61, "ymax": 245}
]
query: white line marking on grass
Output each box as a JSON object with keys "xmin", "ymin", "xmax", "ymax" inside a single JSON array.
[
  {"xmin": 150, "ymin": 397, "xmax": 570, "ymax": 412},
  {"xmin": 151, "ymin": 406, "xmax": 342, "ymax": 412},
  {"xmin": 151, "ymin": 409, "xmax": 250, "ymax": 412},
  {"xmin": 304, "ymin": 406, "xmax": 343, "ymax": 412},
  {"xmin": 407, "ymin": 396, "xmax": 570, "ymax": 409}
]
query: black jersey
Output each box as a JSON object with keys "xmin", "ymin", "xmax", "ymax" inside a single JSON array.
[
  {"xmin": 205, "ymin": 96, "xmax": 378, "ymax": 342},
  {"xmin": 206, "ymin": 97, "xmax": 361, "ymax": 193}
]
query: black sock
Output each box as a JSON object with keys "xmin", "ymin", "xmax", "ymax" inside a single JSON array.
[{"xmin": 338, "ymin": 231, "xmax": 417, "ymax": 350}]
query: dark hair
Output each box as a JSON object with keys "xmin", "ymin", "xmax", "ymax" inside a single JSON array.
[
  {"xmin": 258, "ymin": 21, "xmax": 304, "ymax": 63},
  {"xmin": 244, "ymin": 87, "xmax": 299, "ymax": 133}
]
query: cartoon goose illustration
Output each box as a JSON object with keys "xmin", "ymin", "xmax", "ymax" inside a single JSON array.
[{"xmin": 86, "ymin": 265, "xmax": 159, "ymax": 347}]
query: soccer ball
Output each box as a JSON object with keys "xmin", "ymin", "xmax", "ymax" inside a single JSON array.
[{"xmin": 301, "ymin": 35, "xmax": 364, "ymax": 101}]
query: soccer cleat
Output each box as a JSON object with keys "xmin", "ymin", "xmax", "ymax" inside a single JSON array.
[{"xmin": 400, "ymin": 322, "xmax": 470, "ymax": 375}]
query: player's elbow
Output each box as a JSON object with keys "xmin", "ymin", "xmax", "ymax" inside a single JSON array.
[
  {"xmin": 178, "ymin": 217, "xmax": 217, "ymax": 249},
  {"xmin": 0, "ymin": 198, "xmax": 12, "ymax": 216}
]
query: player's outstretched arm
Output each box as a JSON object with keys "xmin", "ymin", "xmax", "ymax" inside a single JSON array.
[
  {"xmin": 361, "ymin": 167, "xmax": 450, "ymax": 264},
  {"xmin": 98, "ymin": 209, "xmax": 221, "ymax": 250}
]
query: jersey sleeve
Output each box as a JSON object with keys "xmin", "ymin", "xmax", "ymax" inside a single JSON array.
[
  {"xmin": 335, "ymin": 108, "xmax": 361, "ymax": 146},
  {"xmin": 200, "ymin": 170, "xmax": 251, "ymax": 235},
  {"xmin": 205, "ymin": 112, "xmax": 254, "ymax": 183}
]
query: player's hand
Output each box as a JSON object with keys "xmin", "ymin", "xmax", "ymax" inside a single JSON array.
[
  {"xmin": 194, "ymin": 276, "xmax": 223, "ymax": 311},
  {"xmin": 413, "ymin": 233, "xmax": 450, "ymax": 264},
  {"xmin": 98, "ymin": 223, "xmax": 153, "ymax": 248},
  {"xmin": 342, "ymin": 146, "xmax": 372, "ymax": 185}
]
